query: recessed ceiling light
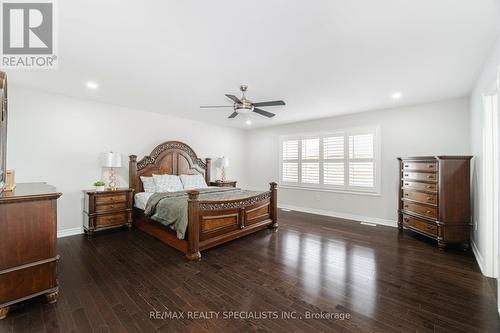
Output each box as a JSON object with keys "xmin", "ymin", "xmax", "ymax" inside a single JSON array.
[
  {"xmin": 245, "ymin": 120, "xmax": 252, "ymax": 125},
  {"xmin": 391, "ymin": 92, "xmax": 402, "ymax": 99},
  {"xmin": 86, "ymin": 81, "xmax": 98, "ymax": 90}
]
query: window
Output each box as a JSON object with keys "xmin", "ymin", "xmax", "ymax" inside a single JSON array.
[{"xmin": 279, "ymin": 127, "xmax": 380, "ymax": 194}]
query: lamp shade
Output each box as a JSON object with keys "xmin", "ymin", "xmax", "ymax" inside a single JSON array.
[
  {"xmin": 220, "ymin": 156, "xmax": 230, "ymax": 168},
  {"xmin": 101, "ymin": 152, "xmax": 122, "ymax": 168}
]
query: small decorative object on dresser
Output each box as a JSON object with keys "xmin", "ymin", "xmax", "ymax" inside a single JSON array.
[
  {"xmin": 0, "ymin": 183, "xmax": 62, "ymax": 320},
  {"xmin": 101, "ymin": 151, "xmax": 122, "ymax": 190},
  {"xmin": 4, "ymin": 170, "xmax": 15, "ymax": 191},
  {"xmin": 210, "ymin": 180, "xmax": 237, "ymax": 187},
  {"xmin": 93, "ymin": 180, "xmax": 106, "ymax": 192},
  {"xmin": 83, "ymin": 188, "xmax": 134, "ymax": 238},
  {"xmin": 398, "ymin": 156, "xmax": 472, "ymax": 249}
]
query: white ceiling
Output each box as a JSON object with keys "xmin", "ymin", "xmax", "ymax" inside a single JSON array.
[{"xmin": 6, "ymin": 0, "xmax": 500, "ymax": 129}]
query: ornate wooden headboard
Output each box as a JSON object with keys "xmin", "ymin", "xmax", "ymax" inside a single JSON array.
[{"xmin": 129, "ymin": 141, "xmax": 211, "ymax": 193}]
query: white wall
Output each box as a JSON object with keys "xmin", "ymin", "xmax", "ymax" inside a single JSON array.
[
  {"xmin": 470, "ymin": 34, "xmax": 500, "ymax": 279},
  {"xmin": 7, "ymin": 86, "xmax": 247, "ymax": 233},
  {"xmin": 246, "ymin": 98, "xmax": 470, "ymax": 225}
]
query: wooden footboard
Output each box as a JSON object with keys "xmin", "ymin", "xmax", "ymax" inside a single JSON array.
[{"xmin": 185, "ymin": 182, "xmax": 278, "ymax": 260}]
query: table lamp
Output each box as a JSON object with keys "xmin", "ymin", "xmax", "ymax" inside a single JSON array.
[{"xmin": 101, "ymin": 152, "xmax": 122, "ymax": 190}]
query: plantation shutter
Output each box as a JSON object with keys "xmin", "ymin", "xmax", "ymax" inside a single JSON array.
[
  {"xmin": 301, "ymin": 138, "xmax": 319, "ymax": 184},
  {"xmin": 282, "ymin": 140, "xmax": 299, "ymax": 182},
  {"xmin": 323, "ymin": 135, "xmax": 344, "ymax": 186},
  {"xmin": 348, "ymin": 133, "xmax": 374, "ymax": 187}
]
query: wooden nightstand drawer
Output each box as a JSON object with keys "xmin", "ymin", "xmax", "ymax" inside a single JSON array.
[
  {"xmin": 95, "ymin": 193, "xmax": 127, "ymax": 205},
  {"xmin": 95, "ymin": 212, "xmax": 128, "ymax": 227},
  {"xmin": 95, "ymin": 202, "xmax": 127, "ymax": 213},
  {"xmin": 83, "ymin": 188, "xmax": 134, "ymax": 237}
]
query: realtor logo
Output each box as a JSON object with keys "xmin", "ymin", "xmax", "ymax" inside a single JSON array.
[{"xmin": 1, "ymin": 0, "xmax": 57, "ymax": 68}]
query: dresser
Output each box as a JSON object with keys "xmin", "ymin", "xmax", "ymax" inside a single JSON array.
[
  {"xmin": 398, "ymin": 156, "xmax": 472, "ymax": 249},
  {"xmin": 83, "ymin": 188, "xmax": 134, "ymax": 237},
  {"xmin": 0, "ymin": 183, "xmax": 62, "ymax": 319}
]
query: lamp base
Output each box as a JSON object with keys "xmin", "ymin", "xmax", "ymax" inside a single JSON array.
[
  {"xmin": 221, "ymin": 167, "xmax": 227, "ymax": 182},
  {"xmin": 108, "ymin": 168, "xmax": 118, "ymax": 191}
]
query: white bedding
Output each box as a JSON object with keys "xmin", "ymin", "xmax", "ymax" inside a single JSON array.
[
  {"xmin": 135, "ymin": 192, "xmax": 154, "ymax": 210},
  {"xmin": 134, "ymin": 187, "xmax": 220, "ymax": 210}
]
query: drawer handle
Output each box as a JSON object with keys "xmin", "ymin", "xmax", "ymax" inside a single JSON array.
[
  {"xmin": 426, "ymin": 210, "xmax": 431, "ymax": 214},
  {"xmin": 427, "ymin": 175, "xmax": 433, "ymax": 179},
  {"xmin": 404, "ymin": 193, "xmax": 409, "ymax": 196},
  {"xmin": 404, "ymin": 164, "xmax": 409, "ymax": 168},
  {"xmin": 427, "ymin": 197, "xmax": 433, "ymax": 201},
  {"xmin": 428, "ymin": 165, "xmax": 434, "ymax": 168},
  {"xmin": 404, "ymin": 174, "xmax": 409, "ymax": 177},
  {"xmin": 426, "ymin": 185, "xmax": 432, "ymax": 189},
  {"xmin": 403, "ymin": 218, "xmax": 409, "ymax": 222},
  {"xmin": 404, "ymin": 183, "xmax": 409, "ymax": 186},
  {"xmin": 404, "ymin": 205, "xmax": 409, "ymax": 208}
]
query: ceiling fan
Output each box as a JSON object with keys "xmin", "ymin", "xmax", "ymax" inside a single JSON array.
[{"xmin": 200, "ymin": 85, "xmax": 285, "ymax": 118}]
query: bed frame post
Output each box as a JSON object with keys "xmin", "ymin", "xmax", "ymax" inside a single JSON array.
[
  {"xmin": 129, "ymin": 155, "xmax": 138, "ymax": 192},
  {"xmin": 186, "ymin": 190, "xmax": 201, "ymax": 261},
  {"xmin": 269, "ymin": 182, "xmax": 279, "ymax": 229},
  {"xmin": 205, "ymin": 158, "xmax": 212, "ymax": 184}
]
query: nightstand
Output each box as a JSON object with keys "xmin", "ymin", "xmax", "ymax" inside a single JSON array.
[
  {"xmin": 83, "ymin": 188, "xmax": 134, "ymax": 237},
  {"xmin": 210, "ymin": 181, "xmax": 237, "ymax": 187}
]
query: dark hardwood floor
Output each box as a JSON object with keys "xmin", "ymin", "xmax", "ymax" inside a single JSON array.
[{"xmin": 1, "ymin": 210, "xmax": 499, "ymax": 333}]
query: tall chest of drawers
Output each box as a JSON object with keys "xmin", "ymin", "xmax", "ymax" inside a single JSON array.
[{"xmin": 398, "ymin": 156, "xmax": 472, "ymax": 249}]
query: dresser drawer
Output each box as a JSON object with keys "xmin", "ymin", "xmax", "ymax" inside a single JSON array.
[
  {"xmin": 402, "ymin": 161, "xmax": 437, "ymax": 172},
  {"xmin": 402, "ymin": 180, "xmax": 437, "ymax": 193},
  {"xmin": 95, "ymin": 202, "xmax": 128, "ymax": 213},
  {"xmin": 95, "ymin": 193, "xmax": 127, "ymax": 205},
  {"xmin": 402, "ymin": 171, "xmax": 437, "ymax": 183},
  {"xmin": 402, "ymin": 201, "xmax": 437, "ymax": 219},
  {"xmin": 95, "ymin": 212, "xmax": 128, "ymax": 227},
  {"xmin": 402, "ymin": 214, "xmax": 437, "ymax": 236},
  {"xmin": 402, "ymin": 190, "xmax": 437, "ymax": 205}
]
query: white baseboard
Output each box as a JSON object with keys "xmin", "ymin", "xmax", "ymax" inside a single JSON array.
[
  {"xmin": 278, "ymin": 204, "xmax": 398, "ymax": 228},
  {"xmin": 57, "ymin": 227, "xmax": 84, "ymax": 238},
  {"xmin": 471, "ymin": 240, "xmax": 487, "ymax": 276}
]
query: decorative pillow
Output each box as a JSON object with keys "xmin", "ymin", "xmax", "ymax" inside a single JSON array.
[
  {"xmin": 152, "ymin": 174, "xmax": 183, "ymax": 192},
  {"xmin": 140, "ymin": 176, "xmax": 156, "ymax": 193},
  {"xmin": 180, "ymin": 174, "xmax": 208, "ymax": 190}
]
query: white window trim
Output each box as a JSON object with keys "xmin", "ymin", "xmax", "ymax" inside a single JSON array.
[{"xmin": 278, "ymin": 125, "xmax": 381, "ymax": 196}]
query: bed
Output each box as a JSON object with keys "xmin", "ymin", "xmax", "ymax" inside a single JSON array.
[{"xmin": 129, "ymin": 140, "xmax": 278, "ymax": 260}]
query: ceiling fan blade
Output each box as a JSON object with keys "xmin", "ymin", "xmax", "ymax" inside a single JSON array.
[
  {"xmin": 253, "ymin": 108, "xmax": 275, "ymax": 118},
  {"xmin": 200, "ymin": 105, "xmax": 233, "ymax": 108},
  {"xmin": 228, "ymin": 112, "xmax": 238, "ymax": 119},
  {"xmin": 252, "ymin": 100, "xmax": 286, "ymax": 107},
  {"xmin": 225, "ymin": 94, "xmax": 241, "ymax": 103}
]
